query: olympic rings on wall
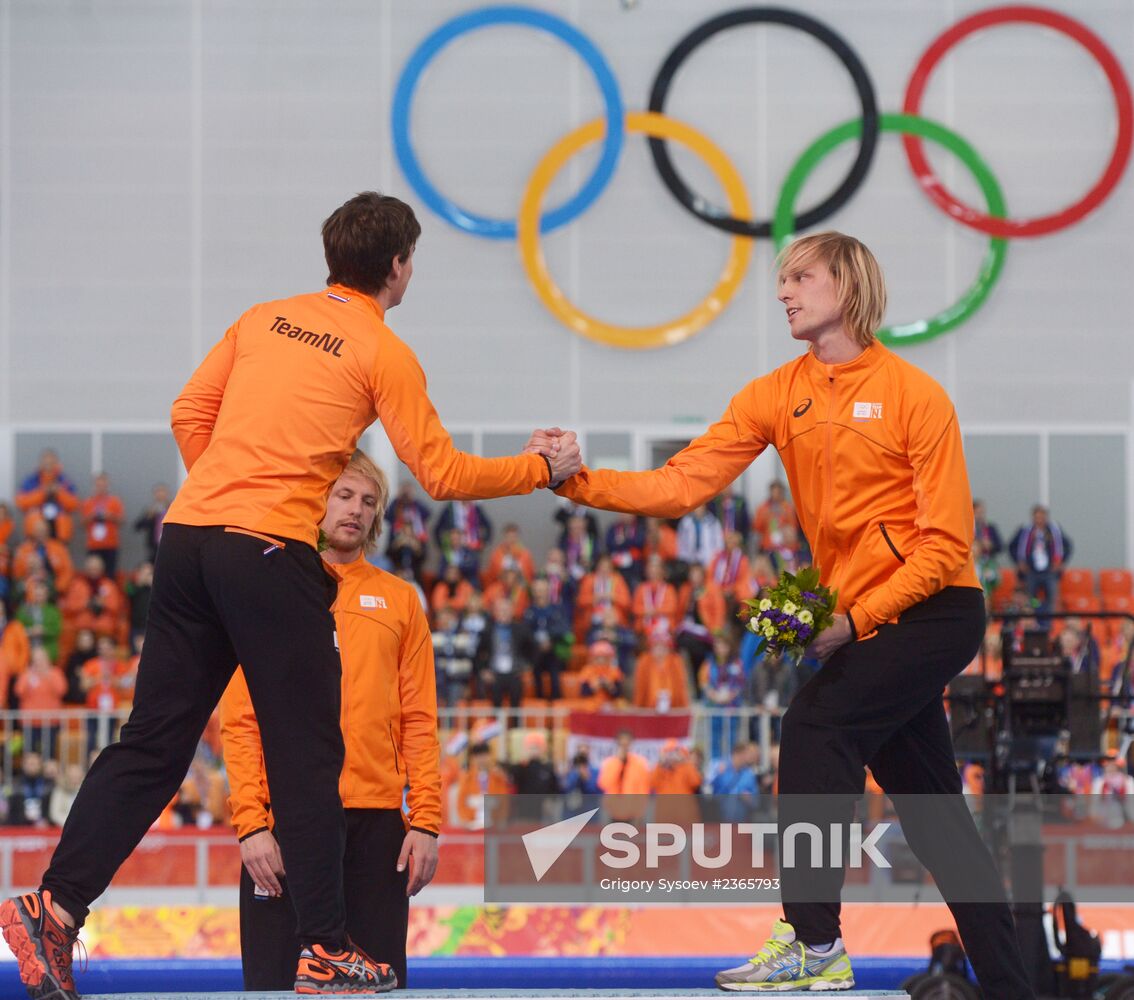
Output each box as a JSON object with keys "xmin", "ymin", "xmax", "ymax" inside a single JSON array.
[
  {"xmin": 392, "ymin": 4, "xmax": 1134, "ymax": 349},
  {"xmin": 519, "ymin": 111, "xmax": 754, "ymax": 350}
]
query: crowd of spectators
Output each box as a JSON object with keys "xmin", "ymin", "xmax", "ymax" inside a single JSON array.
[{"xmin": 0, "ymin": 449, "xmax": 1130, "ymax": 836}]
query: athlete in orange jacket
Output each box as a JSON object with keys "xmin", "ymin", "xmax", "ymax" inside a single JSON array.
[
  {"xmin": 220, "ymin": 451, "xmax": 438, "ymax": 991},
  {"xmin": 535, "ymin": 233, "xmax": 1033, "ymax": 999},
  {"xmin": 12, "ymin": 192, "xmax": 582, "ymax": 1000}
]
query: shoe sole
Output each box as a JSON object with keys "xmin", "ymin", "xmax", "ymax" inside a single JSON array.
[
  {"xmin": 0, "ymin": 898, "xmax": 77, "ymax": 1000},
  {"xmin": 295, "ymin": 985, "xmax": 395, "ymax": 996},
  {"xmin": 717, "ymin": 978, "xmax": 855, "ymax": 992}
]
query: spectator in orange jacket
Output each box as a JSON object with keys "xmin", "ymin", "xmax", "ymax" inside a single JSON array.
[
  {"xmin": 15, "ymin": 648, "xmax": 67, "ymax": 756},
  {"xmin": 676, "ymin": 563, "xmax": 727, "ymax": 678},
  {"xmin": 16, "ymin": 450, "xmax": 79, "ymax": 543},
  {"xmin": 482, "ymin": 566, "xmax": 531, "ymax": 619},
  {"xmin": 633, "ymin": 632, "xmax": 691, "ymax": 711},
  {"xmin": 80, "ymin": 635, "xmax": 133, "ymax": 713},
  {"xmin": 709, "ymin": 530, "xmax": 751, "ymax": 605},
  {"xmin": 0, "ymin": 605, "xmax": 30, "ymax": 709},
  {"xmin": 483, "ymin": 524, "xmax": 536, "ymax": 587},
  {"xmin": 578, "ymin": 640, "xmax": 625, "ymax": 708},
  {"xmin": 430, "ymin": 563, "xmax": 475, "ymax": 618},
  {"xmin": 633, "ymin": 554, "xmax": 679, "ymax": 639},
  {"xmin": 81, "ymin": 474, "xmax": 125, "ymax": 578},
  {"xmin": 13, "ymin": 522, "xmax": 75, "ymax": 597},
  {"xmin": 575, "ymin": 555, "xmax": 631, "ymax": 638},
  {"xmin": 219, "ymin": 451, "xmax": 440, "ymax": 991},
  {"xmin": 455, "ymin": 741, "xmax": 512, "ymax": 830},
  {"xmin": 651, "ymin": 739, "xmax": 704, "ymax": 824},
  {"xmin": 751, "ymin": 480, "xmax": 798, "ymax": 559},
  {"xmin": 597, "ymin": 729, "xmax": 652, "ymax": 796},
  {"xmin": 643, "ymin": 518, "xmax": 678, "ymax": 566},
  {"xmin": 62, "ymin": 555, "xmax": 123, "ymax": 639}
]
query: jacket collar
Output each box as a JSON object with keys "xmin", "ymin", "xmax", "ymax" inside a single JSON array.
[
  {"xmin": 803, "ymin": 339, "xmax": 889, "ymax": 380},
  {"xmin": 326, "ymin": 284, "xmax": 386, "ymax": 322}
]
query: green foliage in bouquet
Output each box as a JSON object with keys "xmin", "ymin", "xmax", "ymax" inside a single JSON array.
[{"xmin": 737, "ymin": 565, "xmax": 838, "ymax": 658}]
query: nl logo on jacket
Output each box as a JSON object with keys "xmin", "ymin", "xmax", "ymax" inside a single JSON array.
[{"xmin": 852, "ymin": 401, "xmax": 883, "ymax": 422}]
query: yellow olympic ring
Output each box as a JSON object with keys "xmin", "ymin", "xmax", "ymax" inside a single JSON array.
[{"xmin": 518, "ymin": 111, "xmax": 753, "ymax": 351}]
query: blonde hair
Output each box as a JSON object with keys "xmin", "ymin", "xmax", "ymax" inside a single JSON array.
[
  {"xmin": 776, "ymin": 232, "xmax": 887, "ymax": 347},
  {"xmin": 340, "ymin": 449, "xmax": 390, "ymax": 554}
]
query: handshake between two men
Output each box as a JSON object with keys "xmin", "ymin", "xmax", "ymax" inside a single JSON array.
[{"xmin": 525, "ymin": 427, "xmax": 582, "ymax": 486}]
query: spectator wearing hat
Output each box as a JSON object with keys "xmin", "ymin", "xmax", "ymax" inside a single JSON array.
[
  {"xmin": 633, "ymin": 631, "xmax": 690, "ymax": 711},
  {"xmin": 578, "ymin": 640, "xmax": 624, "ymax": 708},
  {"xmin": 651, "ymin": 740, "xmax": 703, "ymax": 824},
  {"xmin": 508, "ymin": 731, "xmax": 560, "ymax": 824}
]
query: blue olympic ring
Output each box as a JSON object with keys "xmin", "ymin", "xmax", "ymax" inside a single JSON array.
[{"xmin": 391, "ymin": 5, "xmax": 625, "ymax": 240}]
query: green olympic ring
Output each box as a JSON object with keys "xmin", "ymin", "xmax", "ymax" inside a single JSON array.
[{"xmin": 773, "ymin": 112, "xmax": 1008, "ymax": 347}]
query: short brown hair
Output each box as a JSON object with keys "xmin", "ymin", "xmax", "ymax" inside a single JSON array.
[
  {"xmin": 322, "ymin": 192, "xmax": 421, "ymax": 296},
  {"xmin": 776, "ymin": 232, "xmax": 887, "ymax": 347},
  {"xmin": 341, "ymin": 449, "xmax": 390, "ymax": 554}
]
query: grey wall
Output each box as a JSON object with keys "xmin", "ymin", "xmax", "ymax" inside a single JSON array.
[{"xmin": 1, "ymin": 0, "xmax": 1132, "ymax": 569}]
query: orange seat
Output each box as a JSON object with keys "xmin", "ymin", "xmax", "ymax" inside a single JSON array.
[
  {"xmin": 991, "ymin": 566, "xmax": 1017, "ymax": 611},
  {"xmin": 1062, "ymin": 593, "xmax": 1099, "ymax": 615},
  {"xmin": 560, "ymin": 673, "xmax": 584, "ymax": 699},
  {"xmin": 1059, "ymin": 568, "xmax": 1095, "ymax": 603},
  {"xmin": 1099, "ymin": 568, "xmax": 1134, "ymax": 599},
  {"xmin": 519, "ymin": 697, "xmax": 548, "ymax": 729}
]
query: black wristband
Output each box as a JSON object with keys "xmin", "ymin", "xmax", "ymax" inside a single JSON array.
[
  {"xmin": 846, "ymin": 610, "xmax": 858, "ymax": 641},
  {"xmin": 540, "ymin": 453, "xmax": 564, "ymax": 490},
  {"xmin": 410, "ymin": 825, "xmax": 439, "ymax": 839},
  {"xmin": 239, "ymin": 826, "xmax": 271, "ymax": 843}
]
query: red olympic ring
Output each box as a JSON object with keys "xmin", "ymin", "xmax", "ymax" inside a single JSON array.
[{"xmin": 902, "ymin": 4, "xmax": 1133, "ymax": 238}]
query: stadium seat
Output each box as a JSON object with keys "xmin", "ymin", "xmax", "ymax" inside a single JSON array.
[
  {"xmin": 1062, "ymin": 593, "xmax": 1099, "ymax": 615},
  {"xmin": 560, "ymin": 672, "xmax": 584, "ymax": 700},
  {"xmin": 1099, "ymin": 567, "xmax": 1134, "ymax": 599},
  {"xmin": 991, "ymin": 566, "xmax": 1017, "ymax": 610},
  {"xmin": 1059, "ymin": 568, "xmax": 1096, "ymax": 604}
]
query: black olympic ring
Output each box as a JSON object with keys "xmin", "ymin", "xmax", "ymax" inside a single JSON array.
[{"xmin": 646, "ymin": 6, "xmax": 880, "ymax": 238}]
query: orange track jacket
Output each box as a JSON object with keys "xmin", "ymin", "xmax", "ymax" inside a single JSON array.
[
  {"xmin": 168, "ymin": 285, "xmax": 548, "ymax": 546},
  {"xmin": 558, "ymin": 342, "xmax": 980, "ymax": 635},
  {"xmin": 220, "ymin": 556, "xmax": 441, "ymax": 839}
]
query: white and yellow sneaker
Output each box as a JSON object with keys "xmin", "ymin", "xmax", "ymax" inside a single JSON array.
[{"xmin": 715, "ymin": 918, "xmax": 855, "ymax": 992}]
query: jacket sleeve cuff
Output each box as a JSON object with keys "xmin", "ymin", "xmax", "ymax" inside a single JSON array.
[
  {"xmin": 848, "ymin": 603, "xmax": 877, "ymax": 637},
  {"xmin": 845, "ymin": 609, "xmax": 858, "ymax": 641},
  {"xmin": 410, "ymin": 825, "xmax": 440, "ymax": 839},
  {"xmin": 238, "ymin": 825, "xmax": 271, "ymax": 843}
]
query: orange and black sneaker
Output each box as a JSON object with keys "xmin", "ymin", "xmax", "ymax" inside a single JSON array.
[
  {"xmin": 0, "ymin": 889, "xmax": 81, "ymax": 999},
  {"xmin": 294, "ymin": 941, "xmax": 397, "ymax": 995}
]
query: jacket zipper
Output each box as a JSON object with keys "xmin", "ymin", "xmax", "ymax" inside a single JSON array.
[
  {"xmin": 388, "ymin": 722, "xmax": 401, "ymax": 775},
  {"xmin": 879, "ymin": 523, "xmax": 906, "ymax": 564},
  {"xmin": 823, "ymin": 377, "xmax": 836, "ymax": 534}
]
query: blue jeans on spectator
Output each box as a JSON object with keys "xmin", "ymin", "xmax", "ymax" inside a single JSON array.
[{"xmin": 1024, "ymin": 567, "xmax": 1058, "ymax": 623}]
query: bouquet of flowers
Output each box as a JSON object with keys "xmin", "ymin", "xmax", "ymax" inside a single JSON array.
[{"xmin": 738, "ymin": 566, "xmax": 837, "ymax": 660}]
